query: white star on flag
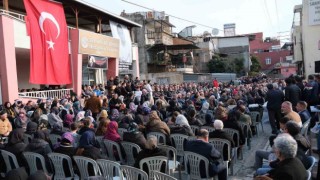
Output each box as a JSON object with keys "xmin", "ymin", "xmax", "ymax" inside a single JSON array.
[{"xmin": 46, "ymin": 40, "xmax": 55, "ymax": 50}]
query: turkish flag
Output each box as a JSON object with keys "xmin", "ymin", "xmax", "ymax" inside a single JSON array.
[{"xmin": 23, "ymin": 0, "xmax": 71, "ymax": 84}]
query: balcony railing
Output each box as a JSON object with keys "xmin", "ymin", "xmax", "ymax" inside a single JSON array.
[
  {"xmin": 19, "ymin": 89, "xmax": 73, "ymax": 99},
  {"xmin": 0, "ymin": 9, "xmax": 25, "ymax": 22}
]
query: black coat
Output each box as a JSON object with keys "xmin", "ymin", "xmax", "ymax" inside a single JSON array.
[
  {"xmin": 209, "ymin": 130, "xmax": 235, "ymax": 161},
  {"xmin": 170, "ymin": 125, "xmax": 194, "ymax": 136},
  {"xmin": 123, "ymin": 132, "xmax": 147, "ymax": 149},
  {"xmin": 266, "ymin": 89, "xmax": 284, "ymax": 111},
  {"xmin": 268, "ymin": 158, "xmax": 308, "ymax": 180},
  {"xmin": 285, "ymin": 84, "xmax": 301, "ymax": 106},
  {"xmin": 133, "ymin": 147, "xmax": 167, "ymax": 174}
]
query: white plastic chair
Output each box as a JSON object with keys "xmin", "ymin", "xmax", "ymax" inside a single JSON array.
[
  {"xmin": 117, "ymin": 128, "xmax": 127, "ymax": 140},
  {"xmin": 121, "ymin": 141, "xmax": 141, "ymax": 166},
  {"xmin": 49, "ymin": 134, "xmax": 61, "ymax": 146},
  {"xmin": 152, "ymin": 170, "xmax": 177, "ymax": 180},
  {"xmin": 190, "ymin": 125, "xmax": 200, "ymax": 135},
  {"xmin": 224, "ymin": 128, "xmax": 241, "ymax": 160},
  {"xmin": 96, "ymin": 159, "xmax": 121, "ymax": 180},
  {"xmin": 249, "ymin": 111, "xmax": 264, "ymax": 135},
  {"xmin": 307, "ymin": 170, "xmax": 311, "ymax": 180},
  {"xmin": 305, "ymin": 156, "xmax": 316, "ymax": 171},
  {"xmin": 139, "ymin": 156, "xmax": 168, "ymax": 176},
  {"xmin": 147, "ymin": 132, "xmax": 167, "ymax": 145},
  {"xmin": 238, "ymin": 121, "xmax": 251, "ymax": 149},
  {"xmin": 184, "ymin": 151, "xmax": 213, "ymax": 180},
  {"xmin": 209, "ymin": 138, "xmax": 233, "ymax": 176},
  {"xmin": 120, "ymin": 165, "xmax": 148, "ymax": 180},
  {"xmin": 48, "ymin": 152, "xmax": 78, "ymax": 180},
  {"xmin": 23, "ymin": 152, "xmax": 50, "ymax": 175},
  {"xmin": 301, "ymin": 118, "xmax": 311, "ymax": 138},
  {"xmin": 158, "ymin": 145, "xmax": 180, "ymax": 175},
  {"xmin": 73, "ymin": 156, "xmax": 101, "ymax": 180},
  {"xmin": 170, "ymin": 134, "xmax": 189, "ymax": 162},
  {"xmin": 200, "ymin": 126, "xmax": 215, "ymax": 133},
  {"xmin": 96, "ymin": 136, "xmax": 108, "ymax": 158},
  {"xmin": 103, "ymin": 139, "xmax": 125, "ymax": 163},
  {"xmin": 1, "ymin": 150, "xmax": 20, "ymax": 173}
]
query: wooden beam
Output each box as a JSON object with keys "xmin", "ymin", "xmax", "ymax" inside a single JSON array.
[{"xmin": 3, "ymin": 0, "xmax": 9, "ymax": 11}]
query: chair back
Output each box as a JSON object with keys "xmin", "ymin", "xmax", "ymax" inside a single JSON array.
[
  {"xmin": 200, "ymin": 126, "xmax": 215, "ymax": 133},
  {"xmin": 307, "ymin": 170, "xmax": 311, "ymax": 180},
  {"xmin": 249, "ymin": 111, "xmax": 260, "ymax": 124},
  {"xmin": 73, "ymin": 156, "xmax": 101, "ymax": 180},
  {"xmin": 170, "ymin": 134, "xmax": 189, "ymax": 155},
  {"xmin": 158, "ymin": 145, "xmax": 178, "ymax": 173},
  {"xmin": 152, "ymin": 170, "xmax": 177, "ymax": 180},
  {"xmin": 1, "ymin": 150, "xmax": 20, "ymax": 173},
  {"xmin": 23, "ymin": 134, "xmax": 33, "ymax": 144},
  {"xmin": 305, "ymin": 156, "xmax": 316, "ymax": 171},
  {"xmin": 224, "ymin": 128, "xmax": 240, "ymax": 147},
  {"xmin": 139, "ymin": 156, "xmax": 168, "ymax": 175},
  {"xmin": 147, "ymin": 132, "xmax": 167, "ymax": 145},
  {"xmin": 301, "ymin": 118, "xmax": 311, "ymax": 138},
  {"xmin": 48, "ymin": 153, "xmax": 75, "ymax": 180},
  {"xmin": 120, "ymin": 165, "xmax": 148, "ymax": 180},
  {"xmin": 103, "ymin": 139, "xmax": 124, "ymax": 162},
  {"xmin": 184, "ymin": 151, "xmax": 210, "ymax": 179},
  {"xmin": 49, "ymin": 134, "xmax": 61, "ymax": 146},
  {"xmin": 96, "ymin": 159, "xmax": 121, "ymax": 180},
  {"xmin": 209, "ymin": 138, "xmax": 231, "ymax": 161},
  {"xmin": 23, "ymin": 152, "xmax": 50, "ymax": 175},
  {"xmin": 190, "ymin": 125, "xmax": 200, "ymax": 135},
  {"xmin": 121, "ymin": 141, "xmax": 141, "ymax": 166},
  {"xmin": 238, "ymin": 122, "xmax": 250, "ymax": 138},
  {"xmin": 96, "ymin": 136, "xmax": 107, "ymax": 155},
  {"xmin": 118, "ymin": 128, "xmax": 127, "ymax": 140}
]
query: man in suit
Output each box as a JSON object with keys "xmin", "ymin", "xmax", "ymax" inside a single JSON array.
[
  {"xmin": 185, "ymin": 129, "xmax": 227, "ymax": 180},
  {"xmin": 209, "ymin": 120, "xmax": 235, "ymax": 160},
  {"xmin": 296, "ymin": 101, "xmax": 311, "ymax": 124},
  {"xmin": 266, "ymin": 83, "xmax": 284, "ymax": 134}
]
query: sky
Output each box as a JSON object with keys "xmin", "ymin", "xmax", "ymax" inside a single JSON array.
[{"xmin": 87, "ymin": 0, "xmax": 302, "ymax": 42}]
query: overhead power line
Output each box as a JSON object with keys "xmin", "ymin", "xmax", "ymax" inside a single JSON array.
[{"xmin": 121, "ymin": 0, "xmax": 223, "ymax": 31}]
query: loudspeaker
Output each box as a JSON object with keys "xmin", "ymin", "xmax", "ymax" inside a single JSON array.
[{"xmin": 315, "ymin": 61, "xmax": 320, "ymax": 73}]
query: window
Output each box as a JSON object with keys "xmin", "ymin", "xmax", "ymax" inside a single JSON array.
[{"xmin": 266, "ymin": 58, "xmax": 271, "ymax": 65}]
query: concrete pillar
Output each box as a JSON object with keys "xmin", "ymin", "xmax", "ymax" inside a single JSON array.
[
  {"xmin": 0, "ymin": 16, "xmax": 19, "ymax": 103},
  {"xmin": 107, "ymin": 58, "xmax": 118, "ymax": 79},
  {"xmin": 69, "ymin": 29, "xmax": 83, "ymax": 98}
]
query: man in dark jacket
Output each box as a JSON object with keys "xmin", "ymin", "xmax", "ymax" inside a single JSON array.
[
  {"xmin": 185, "ymin": 129, "xmax": 227, "ymax": 180},
  {"xmin": 284, "ymin": 77, "xmax": 301, "ymax": 110},
  {"xmin": 296, "ymin": 101, "xmax": 311, "ymax": 124},
  {"xmin": 209, "ymin": 120, "xmax": 235, "ymax": 160},
  {"xmin": 266, "ymin": 83, "xmax": 284, "ymax": 134}
]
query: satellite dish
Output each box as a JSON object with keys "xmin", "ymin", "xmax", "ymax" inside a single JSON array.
[{"xmin": 212, "ymin": 28, "xmax": 219, "ymax": 36}]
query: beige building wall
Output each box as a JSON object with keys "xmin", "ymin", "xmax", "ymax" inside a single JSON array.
[{"xmin": 302, "ymin": 0, "xmax": 320, "ymax": 76}]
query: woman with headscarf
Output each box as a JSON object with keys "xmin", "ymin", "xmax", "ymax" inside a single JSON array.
[
  {"xmin": 146, "ymin": 111, "xmax": 170, "ymax": 144},
  {"xmin": 97, "ymin": 110, "xmax": 108, "ymax": 123},
  {"xmin": 25, "ymin": 130, "xmax": 52, "ymax": 156},
  {"xmin": 170, "ymin": 114, "xmax": 194, "ymax": 136},
  {"xmin": 104, "ymin": 121, "xmax": 121, "ymax": 142},
  {"xmin": 14, "ymin": 109, "xmax": 30, "ymax": 130},
  {"xmin": 48, "ymin": 107, "xmax": 63, "ymax": 128},
  {"xmin": 63, "ymin": 114, "xmax": 74, "ymax": 129},
  {"xmin": 31, "ymin": 108, "xmax": 43, "ymax": 124},
  {"xmin": 110, "ymin": 109, "xmax": 120, "ymax": 122},
  {"xmin": 76, "ymin": 117, "xmax": 101, "ymax": 160},
  {"xmin": 95, "ymin": 117, "xmax": 110, "ymax": 136},
  {"xmin": 4, "ymin": 128, "xmax": 27, "ymax": 166},
  {"xmin": 123, "ymin": 122, "xmax": 147, "ymax": 149},
  {"xmin": 128, "ymin": 102, "xmax": 137, "ymax": 114},
  {"xmin": 119, "ymin": 110, "xmax": 134, "ymax": 129},
  {"xmin": 25, "ymin": 122, "xmax": 37, "ymax": 136},
  {"xmin": 54, "ymin": 132, "xmax": 76, "ymax": 157},
  {"xmin": 3, "ymin": 102, "xmax": 16, "ymax": 127}
]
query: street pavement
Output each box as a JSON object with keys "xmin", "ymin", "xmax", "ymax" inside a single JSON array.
[{"xmin": 229, "ymin": 109, "xmax": 272, "ymax": 180}]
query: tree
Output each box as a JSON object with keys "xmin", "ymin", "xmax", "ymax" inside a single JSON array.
[
  {"xmin": 207, "ymin": 55, "xmax": 226, "ymax": 73},
  {"xmin": 250, "ymin": 56, "xmax": 261, "ymax": 72},
  {"xmin": 234, "ymin": 58, "xmax": 244, "ymax": 74}
]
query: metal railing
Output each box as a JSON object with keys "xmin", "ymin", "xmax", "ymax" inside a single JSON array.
[
  {"xmin": 18, "ymin": 89, "xmax": 73, "ymax": 99},
  {"xmin": 0, "ymin": 9, "xmax": 25, "ymax": 22}
]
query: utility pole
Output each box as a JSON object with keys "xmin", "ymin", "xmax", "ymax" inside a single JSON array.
[{"xmin": 3, "ymin": 0, "xmax": 9, "ymax": 11}]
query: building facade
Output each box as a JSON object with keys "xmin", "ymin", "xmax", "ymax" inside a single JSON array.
[
  {"xmin": 0, "ymin": 0, "xmax": 141, "ymax": 104},
  {"xmin": 291, "ymin": 0, "xmax": 320, "ymax": 77}
]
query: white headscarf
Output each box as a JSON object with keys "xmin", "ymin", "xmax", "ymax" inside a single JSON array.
[{"xmin": 175, "ymin": 114, "xmax": 190, "ymax": 127}]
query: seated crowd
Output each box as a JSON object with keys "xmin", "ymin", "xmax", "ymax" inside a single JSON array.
[{"xmin": 0, "ymin": 75, "xmax": 317, "ymax": 180}]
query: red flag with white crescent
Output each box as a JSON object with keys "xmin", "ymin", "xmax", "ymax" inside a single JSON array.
[{"xmin": 23, "ymin": 0, "xmax": 71, "ymax": 84}]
